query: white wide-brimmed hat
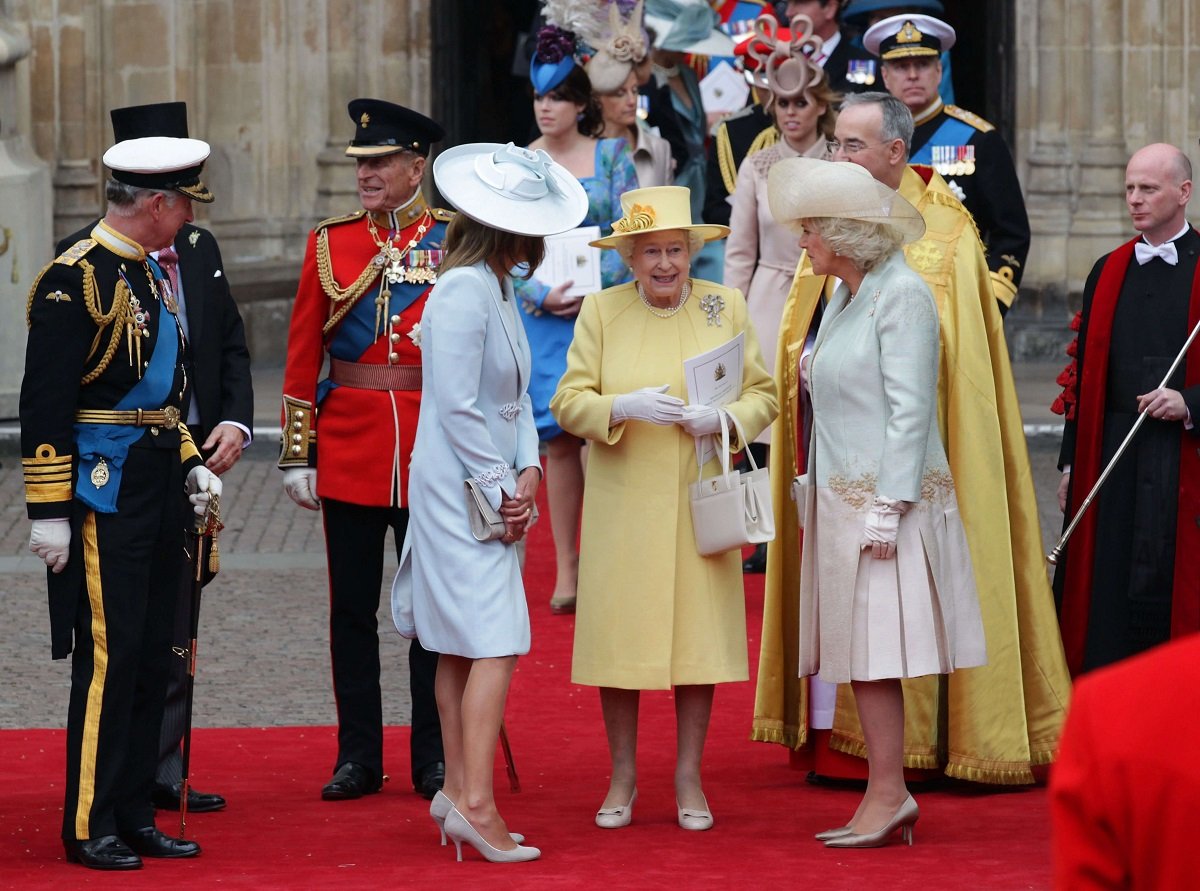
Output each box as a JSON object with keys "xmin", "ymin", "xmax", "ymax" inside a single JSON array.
[
  {"xmin": 645, "ymin": 0, "xmax": 735, "ymax": 57},
  {"xmin": 767, "ymin": 158, "xmax": 926, "ymax": 244},
  {"xmin": 432, "ymin": 142, "xmax": 589, "ymax": 237},
  {"xmin": 590, "ymin": 185, "xmax": 728, "ymax": 250}
]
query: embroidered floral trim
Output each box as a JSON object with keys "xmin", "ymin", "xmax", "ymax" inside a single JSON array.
[
  {"xmin": 498, "ymin": 402, "xmax": 521, "ymax": 420},
  {"xmin": 407, "ymin": 322, "xmax": 422, "ymax": 347},
  {"xmin": 473, "ymin": 463, "xmax": 511, "ymax": 488},
  {"xmin": 920, "ymin": 468, "xmax": 956, "ymax": 501},
  {"xmin": 828, "ymin": 472, "xmax": 878, "ymax": 510}
]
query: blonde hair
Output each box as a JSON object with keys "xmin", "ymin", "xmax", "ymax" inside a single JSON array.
[
  {"xmin": 440, "ymin": 213, "xmax": 546, "ymax": 279},
  {"xmin": 614, "ymin": 229, "xmax": 706, "ymax": 266},
  {"xmin": 805, "ymin": 216, "xmax": 904, "ymax": 272}
]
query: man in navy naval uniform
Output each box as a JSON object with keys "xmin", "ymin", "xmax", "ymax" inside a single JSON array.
[
  {"xmin": 22, "ymin": 107, "xmax": 223, "ymax": 870},
  {"xmin": 57, "ymin": 101, "xmax": 254, "ymax": 818},
  {"xmin": 865, "ymin": 12, "xmax": 1031, "ymax": 313}
]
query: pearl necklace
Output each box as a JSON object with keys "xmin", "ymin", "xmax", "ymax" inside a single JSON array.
[{"xmin": 638, "ymin": 279, "xmax": 691, "ymax": 318}]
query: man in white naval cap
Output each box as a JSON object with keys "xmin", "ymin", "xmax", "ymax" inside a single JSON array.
[
  {"xmin": 865, "ymin": 12, "xmax": 1031, "ymax": 313},
  {"xmin": 21, "ymin": 108, "xmax": 221, "ymax": 869}
]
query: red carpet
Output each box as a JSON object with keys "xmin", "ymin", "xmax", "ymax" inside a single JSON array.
[{"xmin": 0, "ymin": 494, "xmax": 1052, "ymax": 888}]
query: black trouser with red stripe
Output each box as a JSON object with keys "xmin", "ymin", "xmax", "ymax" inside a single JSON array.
[
  {"xmin": 321, "ymin": 498, "xmax": 443, "ymax": 786},
  {"xmin": 60, "ymin": 447, "xmax": 183, "ymax": 841}
]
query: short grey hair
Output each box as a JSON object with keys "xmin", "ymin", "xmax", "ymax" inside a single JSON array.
[
  {"xmin": 840, "ymin": 92, "xmax": 914, "ymax": 159},
  {"xmin": 615, "ymin": 229, "xmax": 707, "ymax": 267},
  {"xmin": 804, "ymin": 216, "xmax": 904, "ymax": 272},
  {"xmin": 105, "ymin": 178, "xmax": 181, "ymax": 216}
]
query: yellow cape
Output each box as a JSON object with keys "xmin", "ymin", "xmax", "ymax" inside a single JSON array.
[{"xmin": 752, "ymin": 166, "xmax": 1072, "ymax": 783}]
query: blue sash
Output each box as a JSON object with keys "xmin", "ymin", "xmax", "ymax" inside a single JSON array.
[
  {"xmin": 74, "ymin": 294, "xmax": 179, "ymax": 513},
  {"xmin": 910, "ymin": 116, "xmax": 976, "ymax": 167}
]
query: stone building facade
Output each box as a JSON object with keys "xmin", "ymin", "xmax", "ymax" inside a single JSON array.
[{"xmin": 0, "ymin": 0, "xmax": 1197, "ymax": 412}]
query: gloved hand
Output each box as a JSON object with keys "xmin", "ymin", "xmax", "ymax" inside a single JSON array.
[
  {"xmin": 30, "ymin": 518, "xmax": 71, "ymax": 573},
  {"xmin": 186, "ymin": 465, "xmax": 224, "ymax": 517},
  {"xmin": 861, "ymin": 496, "xmax": 909, "ymax": 560},
  {"xmin": 611, "ymin": 385, "xmax": 685, "ymax": 426},
  {"xmin": 677, "ymin": 404, "xmax": 725, "ymax": 437},
  {"xmin": 283, "ymin": 467, "xmax": 321, "ymax": 511}
]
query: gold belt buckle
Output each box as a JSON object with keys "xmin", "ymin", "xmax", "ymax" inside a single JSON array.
[{"xmin": 161, "ymin": 405, "xmax": 180, "ymax": 430}]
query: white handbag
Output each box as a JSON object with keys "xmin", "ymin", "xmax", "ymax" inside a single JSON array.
[
  {"xmin": 464, "ymin": 478, "xmax": 538, "ymax": 542},
  {"xmin": 791, "ymin": 474, "xmax": 809, "ymax": 530},
  {"xmin": 688, "ymin": 408, "xmax": 775, "ymax": 556}
]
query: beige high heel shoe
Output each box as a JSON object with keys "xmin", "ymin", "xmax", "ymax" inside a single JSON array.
[
  {"xmin": 595, "ymin": 788, "xmax": 637, "ymax": 829},
  {"xmin": 431, "ymin": 791, "xmax": 524, "ymax": 845},
  {"xmin": 814, "ymin": 825, "xmax": 853, "ymax": 841},
  {"xmin": 444, "ymin": 807, "xmax": 541, "ymax": 863},
  {"xmin": 676, "ymin": 795, "xmax": 713, "ymax": 831},
  {"xmin": 824, "ymin": 795, "xmax": 919, "ymax": 848}
]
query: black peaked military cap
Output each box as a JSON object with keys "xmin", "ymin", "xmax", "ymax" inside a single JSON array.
[{"xmin": 345, "ymin": 98, "xmax": 445, "ymax": 158}]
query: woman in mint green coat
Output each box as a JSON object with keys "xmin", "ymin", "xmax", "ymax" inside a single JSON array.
[{"xmin": 767, "ymin": 158, "xmax": 986, "ymax": 849}]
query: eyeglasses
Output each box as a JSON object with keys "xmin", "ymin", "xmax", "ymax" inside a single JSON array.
[{"xmin": 824, "ymin": 138, "xmax": 889, "ymax": 157}]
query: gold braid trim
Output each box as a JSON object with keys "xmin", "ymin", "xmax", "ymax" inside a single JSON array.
[
  {"xmin": 716, "ymin": 124, "xmax": 739, "ymax": 195},
  {"xmin": 24, "ymin": 265, "xmax": 52, "ymax": 326},
  {"xmin": 745, "ymin": 125, "xmax": 779, "ymax": 158},
  {"xmin": 81, "ymin": 263, "xmax": 130, "ymax": 384},
  {"xmin": 316, "ymin": 226, "xmax": 382, "ymax": 335}
]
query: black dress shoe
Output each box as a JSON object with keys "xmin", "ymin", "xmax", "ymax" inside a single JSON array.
[
  {"xmin": 120, "ymin": 827, "xmax": 201, "ymax": 858},
  {"xmin": 742, "ymin": 542, "xmax": 767, "ymax": 573},
  {"xmin": 152, "ymin": 782, "xmax": 227, "ymax": 813},
  {"xmin": 321, "ymin": 762, "xmax": 382, "ymax": 800},
  {"xmin": 413, "ymin": 761, "xmax": 445, "ymax": 800},
  {"xmin": 64, "ymin": 835, "xmax": 142, "ymax": 870}
]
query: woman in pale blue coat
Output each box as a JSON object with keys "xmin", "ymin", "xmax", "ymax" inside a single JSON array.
[
  {"xmin": 392, "ymin": 143, "xmax": 588, "ymax": 864},
  {"xmin": 767, "ymin": 158, "xmax": 986, "ymax": 849}
]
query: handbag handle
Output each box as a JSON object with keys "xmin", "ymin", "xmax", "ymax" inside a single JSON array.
[{"xmin": 694, "ymin": 406, "xmax": 757, "ymax": 485}]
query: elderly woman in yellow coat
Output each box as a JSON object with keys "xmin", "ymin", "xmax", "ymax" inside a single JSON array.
[{"xmin": 551, "ymin": 185, "xmax": 778, "ymax": 832}]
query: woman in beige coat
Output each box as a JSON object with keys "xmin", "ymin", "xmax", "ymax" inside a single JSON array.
[
  {"xmin": 767, "ymin": 158, "xmax": 986, "ymax": 848},
  {"xmin": 551, "ymin": 186, "xmax": 777, "ymax": 832}
]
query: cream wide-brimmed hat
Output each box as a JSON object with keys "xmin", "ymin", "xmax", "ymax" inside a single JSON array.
[
  {"xmin": 432, "ymin": 142, "xmax": 588, "ymax": 237},
  {"xmin": 590, "ymin": 186, "xmax": 729, "ymax": 250},
  {"xmin": 767, "ymin": 158, "xmax": 926, "ymax": 244}
]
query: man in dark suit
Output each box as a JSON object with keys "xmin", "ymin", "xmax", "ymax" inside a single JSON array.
[{"xmin": 58, "ymin": 102, "xmax": 254, "ymax": 816}]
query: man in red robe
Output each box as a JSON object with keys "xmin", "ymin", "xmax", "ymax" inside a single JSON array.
[{"xmin": 1055, "ymin": 142, "xmax": 1200, "ymax": 675}]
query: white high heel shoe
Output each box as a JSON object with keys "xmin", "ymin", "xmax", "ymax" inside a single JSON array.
[
  {"xmin": 430, "ymin": 791, "xmax": 524, "ymax": 845},
  {"xmin": 594, "ymin": 788, "xmax": 637, "ymax": 829},
  {"xmin": 444, "ymin": 807, "xmax": 541, "ymax": 863}
]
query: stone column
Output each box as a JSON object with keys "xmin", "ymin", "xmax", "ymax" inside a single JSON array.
[
  {"xmin": 1019, "ymin": 0, "xmax": 1073, "ymax": 302},
  {"xmin": 0, "ymin": 12, "xmax": 52, "ymax": 416}
]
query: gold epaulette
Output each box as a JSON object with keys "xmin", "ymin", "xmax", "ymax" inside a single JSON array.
[
  {"xmin": 279, "ymin": 395, "xmax": 316, "ymax": 467},
  {"xmin": 22, "ymin": 444, "xmax": 74, "ymax": 505},
  {"xmin": 745, "ymin": 126, "xmax": 779, "ymax": 159},
  {"xmin": 943, "ymin": 105, "xmax": 995, "ymax": 133},
  {"xmin": 54, "ymin": 238, "xmax": 97, "ymax": 266},
  {"xmin": 431, "ymin": 206, "xmax": 455, "ymax": 223},
  {"xmin": 316, "ymin": 209, "xmax": 366, "ymax": 231}
]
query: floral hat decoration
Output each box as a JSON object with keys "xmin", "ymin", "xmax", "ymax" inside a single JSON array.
[{"xmin": 745, "ymin": 14, "xmax": 827, "ymax": 111}]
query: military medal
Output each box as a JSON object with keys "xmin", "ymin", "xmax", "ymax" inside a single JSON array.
[
  {"xmin": 90, "ymin": 458, "xmax": 110, "ymax": 488},
  {"xmin": 366, "ymin": 210, "xmax": 434, "ymax": 336}
]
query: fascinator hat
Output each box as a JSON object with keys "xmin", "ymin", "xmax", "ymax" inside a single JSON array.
[
  {"xmin": 644, "ymin": 0, "xmax": 734, "ymax": 56},
  {"xmin": 744, "ymin": 15, "xmax": 828, "ymax": 112},
  {"xmin": 590, "ymin": 186, "xmax": 728, "ymax": 250},
  {"xmin": 433, "ymin": 142, "xmax": 588, "ymax": 237},
  {"xmin": 767, "ymin": 158, "xmax": 926, "ymax": 244},
  {"xmin": 535, "ymin": 1, "xmax": 649, "ymax": 94}
]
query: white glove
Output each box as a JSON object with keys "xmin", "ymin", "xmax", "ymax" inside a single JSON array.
[
  {"xmin": 283, "ymin": 467, "xmax": 320, "ymax": 511},
  {"xmin": 677, "ymin": 404, "xmax": 725, "ymax": 437},
  {"xmin": 30, "ymin": 518, "xmax": 71, "ymax": 574},
  {"xmin": 611, "ymin": 385, "xmax": 685, "ymax": 425},
  {"xmin": 186, "ymin": 465, "xmax": 224, "ymax": 517},
  {"xmin": 861, "ymin": 496, "xmax": 908, "ymax": 559}
]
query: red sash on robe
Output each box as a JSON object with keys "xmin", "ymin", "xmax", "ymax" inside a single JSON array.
[{"xmin": 1060, "ymin": 234, "xmax": 1200, "ymax": 676}]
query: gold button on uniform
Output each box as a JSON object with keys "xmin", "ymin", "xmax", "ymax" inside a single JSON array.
[
  {"xmin": 390, "ymin": 314, "xmax": 401, "ymax": 325},
  {"xmin": 388, "ymin": 352, "xmax": 400, "ymax": 363}
]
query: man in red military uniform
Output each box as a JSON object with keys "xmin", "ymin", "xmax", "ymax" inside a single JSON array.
[{"xmin": 280, "ymin": 98, "xmax": 449, "ymax": 800}]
